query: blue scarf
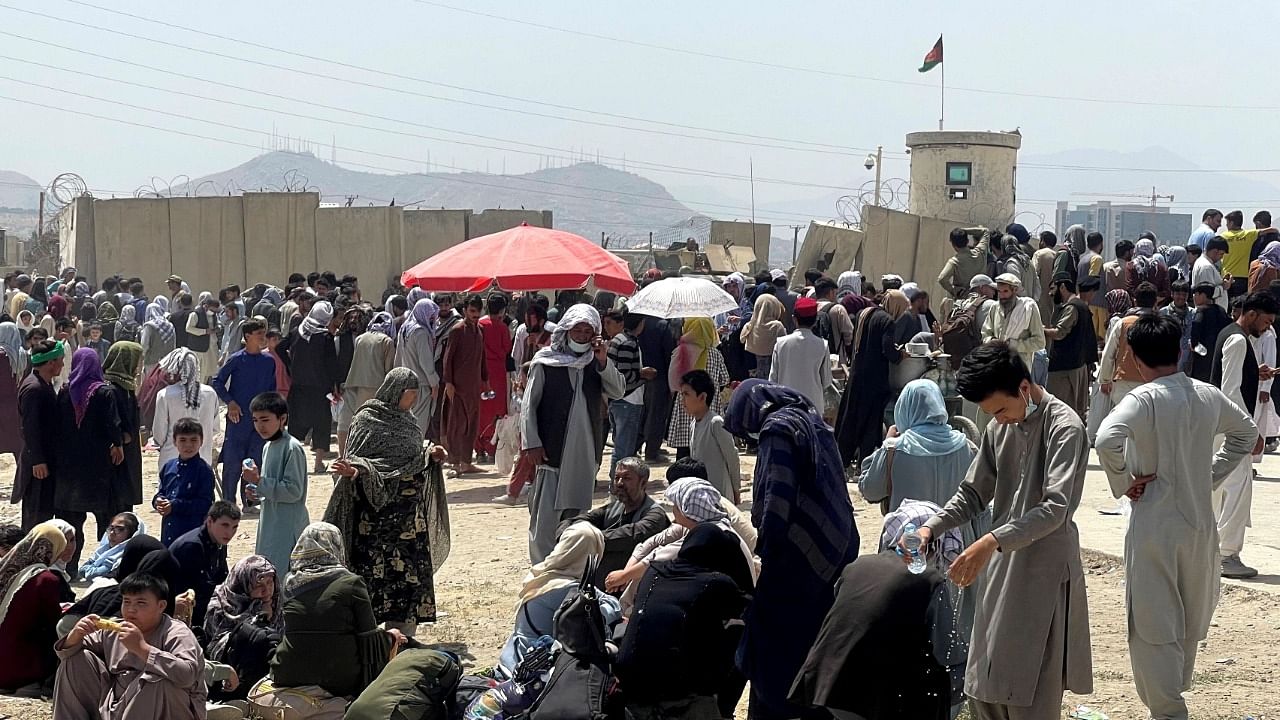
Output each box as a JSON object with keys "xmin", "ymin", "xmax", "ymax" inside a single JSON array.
[{"xmin": 893, "ymin": 379, "xmax": 968, "ymax": 457}]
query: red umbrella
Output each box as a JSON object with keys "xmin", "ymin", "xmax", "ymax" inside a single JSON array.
[{"xmin": 401, "ymin": 223, "xmax": 636, "ymax": 295}]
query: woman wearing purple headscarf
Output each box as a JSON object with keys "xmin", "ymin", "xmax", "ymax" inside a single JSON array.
[
  {"xmin": 394, "ymin": 298, "xmax": 441, "ymax": 437},
  {"xmin": 53, "ymin": 347, "xmax": 124, "ymax": 577}
]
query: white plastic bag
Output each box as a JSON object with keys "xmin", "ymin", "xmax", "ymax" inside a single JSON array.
[{"xmin": 494, "ymin": 414, "xmax": 521, "ymax": 476}]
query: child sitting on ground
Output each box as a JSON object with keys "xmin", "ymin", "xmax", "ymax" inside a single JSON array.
[
  {"xmin": 241, "ymin": 391, "xmax": 309, "ymax": 574},
  {"xmin": 153, "ymin": 419, "xmax": 215, "ymax": 546}
]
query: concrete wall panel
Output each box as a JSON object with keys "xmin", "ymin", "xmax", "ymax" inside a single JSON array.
[
  {"xmin": 709, "ymin": 220, "xmax": 771, "ymax": 268},
  {"xmin": 167, "ymin": 197, "xmax": 245, "ymax": 296},
  {"xmin": 402, "ymin": 209, "xmax": 468, "ymax": 269},
  {"xmin": 316, "ymin": 206, "xmax": 401, "ymax": 292},
  {"xmin": 794, "ymin": 221, "xmax": 863, "ymax": 278},
  {"xmin": 242, "ymin": 193, "xmax": 318, "ymax": 287},
  {"xmin": 466, "ymin": 209, "xmax": 551, "ymax": 239},
  {"xmin": 93, "ymin": 198, "xmax": 172, "ymax": 291}
]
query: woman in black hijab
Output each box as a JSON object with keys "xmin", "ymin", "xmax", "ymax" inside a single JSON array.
[{"xmin": 614, "ymin": 523, "xmax": 751, "ymax": 719}]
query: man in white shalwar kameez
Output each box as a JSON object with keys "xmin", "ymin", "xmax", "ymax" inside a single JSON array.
[
  {"xmin": 1096, "ymin": 314, "xmax": 1256, "ymax": 720},
  {"xmin": 1250, "ymin": 325, "xmax": 1278, "ymax": 460},
  {"xmin": 522, "ymin": 304, "xmax": 624, "ymax": 564},
  {"xmin": 1210, "ymin": 291, "xmax": 1277, "ymax": 578}
]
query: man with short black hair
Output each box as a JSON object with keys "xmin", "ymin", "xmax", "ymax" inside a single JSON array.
[
  {"xmin": 772, "ymin": 271, "xmax": 799, "ymax": 332},
  {"xmin": 442, "ymin": 294, "xmax": 489, "ymax": 475},
  {"xmin": 1211, "ymin": 291, "xmax": 1278, "ymax": 578},
  {"xmin": 1194, "ymin": 238, "xmax": 1231, "ymax": 311},
  {"xmin": 1044, "ymin": 276, "xmax": 1096, "ymax": 418},
  {"xmin": 1096, "ymin": 314, "xmax": 1255, "ymax": 720},
  {"xmin": 813, "ymin": 277, "xmax": 854, "ymax": 362},
  {"xmin": 1032, "ymin": 231, "xmax": 1059, "ymax": 322},
  {"xmin": 938, "ymin": 227, "xmax": 992, "ymax": 300},
  {"xmin": 1220, "ymin": 210, "xmax": 1279, "ymax": 298},
  {"xmin": 1104, "ymin": 239, "xmax": 1134, "ymax": 299},
  {"xmin": 1251, "ymin": 210, "xmax": 1277, "ymax": 263},
  {"xmin": 606, "ymin": 312, "xmax": 654, "ymax": 478},
  {"xmin": 54, "ymin": 573, "xmax": 206, "ymax": 719},
  {"xmin": 1188, "ymin": 208, "xmax": 1223, "ymax": 250},
  {"xmin": 915, "ymin": 342, "xmax": 1092, "ymax": 719},
  {"xmin": 169, "ymin": 500, "xmax": 238, "ymax": 628},
  {"xmin": 1099, "ymin": 281, "xmax": 1159, "ymax": 407}
]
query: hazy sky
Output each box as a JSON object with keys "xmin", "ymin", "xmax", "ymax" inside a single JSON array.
[{"xmin": 4, "ymin": 0, "xmax": 1280, "ymax": 227}]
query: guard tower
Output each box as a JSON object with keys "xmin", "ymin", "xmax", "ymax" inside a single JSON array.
[{"xmin": 905, "ymin": 130, "xmax": 1021, "ymax": 231}]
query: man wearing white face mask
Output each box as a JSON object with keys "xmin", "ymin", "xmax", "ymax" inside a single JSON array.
[
  {"xmin": 522, "ymin": 304, "xmax": 626, "ymax": 564},
  {"xmin": 907, "ymin": 341, "xmax": 1092, "ymax": 720}
]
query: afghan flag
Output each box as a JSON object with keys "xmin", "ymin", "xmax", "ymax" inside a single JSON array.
[{"xmin": 918, "ymin": 35, "xmax": 943, "ymax": 73}]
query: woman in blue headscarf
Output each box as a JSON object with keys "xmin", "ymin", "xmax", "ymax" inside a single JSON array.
[
  {"xmin": 724, "ymin": 379, "xmax": 858, "ymax": 720},
  {"xmin": 858, "ymin": 379, "xmax": 987, "ymax": 546}
]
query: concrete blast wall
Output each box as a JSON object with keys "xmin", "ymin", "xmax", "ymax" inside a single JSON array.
[
  {"xmin": 59, "ymin": 193, "xmax": 551, "ymax": 294},
  {"xmin": 849, "ymin": 206, "xmax": 956, "ymax": 300},
  {"xmin": 794, "ymin": 222, "xmax": 864, "ymax": 281},
  {"xmin": 709, "ymin": 220, "xmax": 770, "ymax": 265}
]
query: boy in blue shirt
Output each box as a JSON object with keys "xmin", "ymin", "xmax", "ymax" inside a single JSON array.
[
  {"xmin": 242, "ymin": 391, "xmax": 309, "ymax": 573},
  {"xmin": 152, "ymin": 418, "xmax": 215, "ymax": 546},
  {"xmin": 210, "ymin": 318, "xmax": 276, "ymax": 508}
]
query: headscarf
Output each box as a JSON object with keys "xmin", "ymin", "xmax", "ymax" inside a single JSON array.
[
  {"xmin": 672, "ymin": 317, "xmax": 718, "ymax": 380},
  {"xmin": 103, "ymin": 340, "xmax": 143, "ymax": 392},
  {"xmin": 1106, "ymin": 289, "xmax": 1133, "ymax": 318},
  {"xmin": 67, "ymin": 346, "xmax": 107, "ymax": 426},
  {"xmin": 262, "ymin": 287, "xmax": 283, "ymax": 306},
  {"xmin": 66, "ymin": 534, "xmax": 165, "ymax": 620},
  {"xmin": 721, "ymin": 272, "xmax": 745, "ymax": 297},
  {"xmin": 299, "ymin": 300, "xmax": 332, "ymax": 340},
  {"xmin": 836, "ymin": 271, "xmax": 862, "ymax": 298},
  {"xmin": 144, "ymin": 302, "xmax": 175, "ymax": 344},
  {"xmin": 47, "ymin": 293, "xmax": 67, "ymax": 320},
  {"xmin": 325, "ymin": 368, "xmax": 430, "ymax": 564},
  {"xmin": 742, "ymin": 293, "xmax": 785, "ymax": 350},
  {"xmin": 882, "ymin": 289, "xmax": 910, "ymax": 320},
  {"xmin": 75, "ymin": 302, "xmax": 94, "ymax": 324},
  {"xmin": 368, "ymin": 311, "xmax": 397, "ymax": 340},
  {"xmin": 1004, "ymin": 223, "xmax": 1030, "ymax": 247},
  {"xmin": 284, "ymin": 522, "xmax": 349, "ymax": 599},
  {"xmin": 1131, "ymin": 238, "xmax": 1158, "ymax": 279},
  {"xmin": 725, "ymin": 379, "xmax": 858, "ymax": 583},
  {"xmin": 878, "ymin": 499, "xmax": 964, "ymax": 572},
  {"xmin": 400, "ymin": 297, "xmax": 439, "ymax": 339},
  {"xmin": 530, "ymin": 303, "xmax": 601, "ymax": 370},
  {"xmin": 15, "ymin": 310, "xmax": 35, "ymax": 333},
  {"xmin": 115, "ymin": 304, "xmax": 139, "ymax": 340},
  {"xmin": 159, "ymin": 347, "xmax": 201, "ymax": 409},
  {"xmin": 132, "ymin": 548, "xmax": 180, "ymax": 613},
  {"xmin": 96, "ymin": 302, "xmax": 118, "ymax": 323},
  {"xmin": 892, "ymin": 379, "xmax": 968, "ymax": 456},
  {"xmin": 1259, "ymin": 241, "xmax": 1280, "ymax": 271},
  {"xmin": 1065, "ymin": 224, "xmax": 1087, "ymax": 256},
  {"xmin": 517, "ymin": 521, "xmax": 604, "ymax": 607},
  {"xmin": 0, "ymin": 322, "xmax": 27, "ymax": 378},
  {"xmin": 406, "ymin": 287, "xmax": 430, "ymax": 306},
  {"xmin": 205, "ymin": 554, "xmax": 282, "ymax": 659},
  {"xmin": 197, "ymin": 291, "xmax": 213, "ymax": 306},
  {"xmin": 656, "ymin": 521, "xmax": 754, "ymax": 595},
  {"xmin": 900, "ymin": 282, "xmax": 921, "ymax": 301},
  {"xmin": 664, "ymin": 478, "xmax": 727, "ymax": 522},
  {"xmin": 1165, "ymin": 246, "xmax": 1190, "ymax": 278},
  {"xmin": 0, "ymin": 522, "xmax": 67, "ymax": 628},
  {"xmin": 74, "ymin": 281, "xmax": 91, "ymax": 299}
]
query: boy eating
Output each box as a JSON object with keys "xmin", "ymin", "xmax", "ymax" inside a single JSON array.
[{"xmin": 53, "ymin": 573, "xmax": 207, "ymax": 719}]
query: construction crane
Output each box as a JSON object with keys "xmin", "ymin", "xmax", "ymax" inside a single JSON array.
[{"xmin": 1069, "ymin": 187, "xmax": 1174, "ymax": 208}]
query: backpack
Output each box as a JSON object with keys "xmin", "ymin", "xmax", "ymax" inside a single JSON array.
[
  {"xmin": 939, "ymin": 297, "xmax": 983, "ymax": 370},
  {"xmin": 346, "ymin": 648, "xmax": 462, "ymax": 720},
  {"xmin": 813, "ymin": 302, "xmax": 837, "ymax": 353},
  {"xmin": 523, "ymin": 563, "xmax": 621, "ymax": 720}
]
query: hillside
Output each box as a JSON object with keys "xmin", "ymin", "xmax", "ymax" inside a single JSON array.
[
  {"xmin": 0, "ymin": 170, "xmax": 40, "ymax": 210},
  {"xmin": 179, "ymin": 152, "xmax": 696, "ymax": 244}
]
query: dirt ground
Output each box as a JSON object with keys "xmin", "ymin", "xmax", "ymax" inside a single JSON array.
[{"xmin": 2, "ymin": 443, "xmax": 1279, "ymax": 720}]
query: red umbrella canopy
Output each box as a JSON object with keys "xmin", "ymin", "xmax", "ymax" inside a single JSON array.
[{"xmin": 401, "ymin": 223, "xmax": 636, "ymax": 295}]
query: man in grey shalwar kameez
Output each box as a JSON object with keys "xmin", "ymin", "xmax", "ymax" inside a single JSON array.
[
  {"xmin": 522, "ymin": 304, "xmax": 625, "ymax": 564},
  {"xmin": 916, "ymin": 341, "xmax": 1092, "ymax": 720},
  {"xmin": 1095, "ymin": 315, "xmax": 1255, "ymax": 720}
]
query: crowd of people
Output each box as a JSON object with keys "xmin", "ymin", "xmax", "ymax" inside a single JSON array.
[{"xmin": 0, "ymin": 211, "xmax": 1269, "ymax": 720}]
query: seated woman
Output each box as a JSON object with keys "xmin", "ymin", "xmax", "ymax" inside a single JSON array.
[
  {"xmin": 58, "ymin": 535, "xmax": 179, "ymax": 637},
  {"xmin": 789, "ymin": 501, "xmax": 968, "ymax": 720},
  {"xmin": 614, "ymin": 522, "xmax": 752, "ymax": 719},
  {"xmin": 604, "ymin": 475, "xmax": 757, "ymax": 604},
  {"xmin": 859, "ymin": 379, "xmax": 987, "ymax": 545},
  {"xmin": 81, "ymin": 511, "xmax": 145, "ymax": 581},
  {"xmin": 203, "ymin": 554, "xmax": 282, "ymax": 700},
  {"xmin": 496, "ymin": 521, "xmax": 621, "ymax": 679},
  {"xmin": 0, "ymin": 522, "xmax": 68, "ymax": 692},
  {"xmin": 265, "ymin": 522, "xmax": 405, "ymax": 706}
]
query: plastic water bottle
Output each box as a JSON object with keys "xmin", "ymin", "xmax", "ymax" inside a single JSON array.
[
  {"xmin": 902, "ymin": 522, "xmax": 926, "ymax": 574},
  {"xmin": 463, "ymin": 684, "xmax": 506, "ymax": 720}
]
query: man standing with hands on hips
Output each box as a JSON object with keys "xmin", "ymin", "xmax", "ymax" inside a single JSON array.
[{"xmin": 905, "ymin": 341, "xmax": 1092, "ymax": 719}]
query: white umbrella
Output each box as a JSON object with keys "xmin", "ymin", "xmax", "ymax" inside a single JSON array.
[{"xmin": 624, "ymin": 276, "xmax": 739, "ymax": 318}]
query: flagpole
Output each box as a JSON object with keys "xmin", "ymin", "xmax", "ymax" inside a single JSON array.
[{"xmin": 939, "ymin": 38, "xmax": 945, "ymax": 130}]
